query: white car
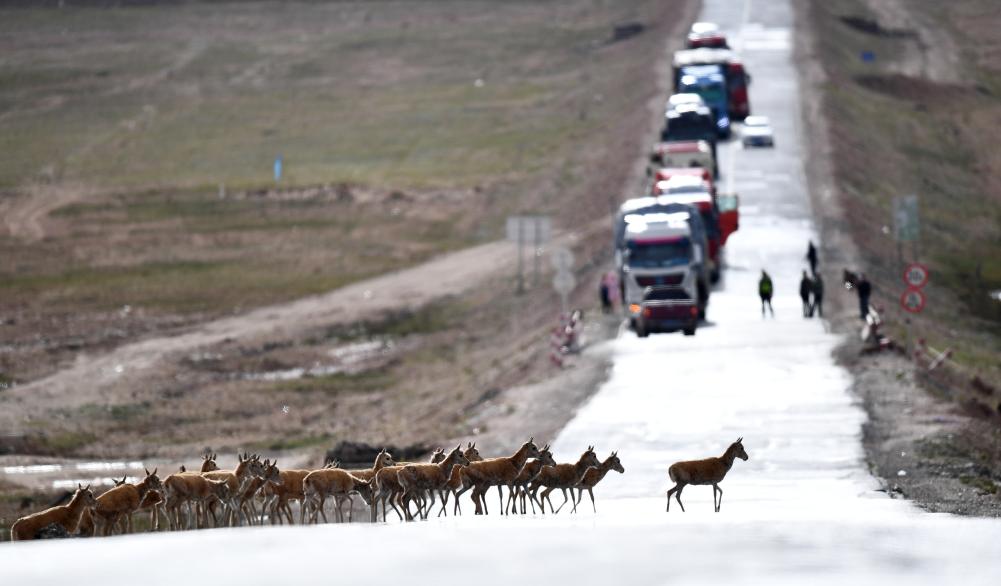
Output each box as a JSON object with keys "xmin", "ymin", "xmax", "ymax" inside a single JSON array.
[{"xmin": 741, "ymin": 116, "xmax": 774, "ymax": 147}]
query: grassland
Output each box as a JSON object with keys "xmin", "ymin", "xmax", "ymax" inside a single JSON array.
[
  {"xmin": 806, "ymin": 0, "xmax": 1001, "ymax": 405},
  {"xmin": 0, "ymin": 0, "xmax": 689, "ymax": 460}
]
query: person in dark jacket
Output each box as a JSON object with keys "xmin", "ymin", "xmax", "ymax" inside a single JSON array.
[
  {"xmin": 812, "ymin": 274, "xmax": 825, "ymax": 317},
  {"xmin": 759, "ymin": 270, "xmax": 774, "ymax": 318},
  {"xmin": 857, "ymin": 273, "xmax": 872, "ymax": 319},
  {"xmin": 806, "ymin": 241, "xmax": 818, "ymax": 275},
  {"xmin": 799, "ymin": 271, "xmax": 813, "ymax": 317}
]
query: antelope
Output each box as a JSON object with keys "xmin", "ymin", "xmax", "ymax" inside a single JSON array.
[
  {"xmin": 235, "ymin": 459, "xmax": 282, "ymax": 525},
  {"xmin": 438, "ymin": 442, "xmax": 483, "ymax": 517},
  {"xmin": 163, "ymin": 453, "xmax": 257, "ymax": 531},
  {"xmin": 301, "ymin": 469, "xmax": 372, "ymax": 523},
  {"xmin": 398, "ymin": 445, "xmax": 470, "ymax": 520},
  {"xmin": 89, "ymin": 468, "xmax": 163, "ymax": 536},
  {"xmin": 530, "ymin": 446, "xmax": 600, "ymax": 514},
  {"xmin": 302, "ymin": 449, "xmax": 394, "ymax": 524},
  {"xmin": 666, "ymin": 437, "xmax": 748, "ymax": 513},
  {"xmin": 573, "ymin": 451, "xmax": 624, "ymax": 513},
  {"xmin": 11, "ymin": 484, "xmax": 98, "ymax": 540},
  {"xmin": 461, "ymin": 437, "xmax": 541, "ymax": 515},
  {"xmin": 142, "ymin": 454, "xmax": 219, "ymax": 531},
  {"xmin": 506, "ymin": 443, "xmax": 556, "ymax": 514},
  {"xmin": 372, "ymin": 449, "xmax": 444, "ymax": 522},
  {"xmin": 202, "ymin": 452, "xmax": 266, "ymax": 526}
]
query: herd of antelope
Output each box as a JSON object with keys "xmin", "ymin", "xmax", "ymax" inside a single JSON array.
[
  {"xmin": 9, "ymin": 436, "xmax": 748, "ymax": 541},
  {"xmin": 9, "ymin": 438, "xmax": 630, "ymax": 540}
]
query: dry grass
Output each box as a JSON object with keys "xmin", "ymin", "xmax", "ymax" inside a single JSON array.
[{"xmin": 807, "ymin": 0, "xmax": 1001, "ymax": 406}]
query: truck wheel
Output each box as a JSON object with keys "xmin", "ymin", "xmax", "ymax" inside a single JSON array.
[
  {"xmin": 698, "ymin": 308, "xmax": 706, "ymax": 320},
  {"xmin": 683, "ymin": 328, "xmax": 696, "ymax": 336},
  {"xmin": 637, "ymin": 326, "xmax": 649, "ymax": 338}
]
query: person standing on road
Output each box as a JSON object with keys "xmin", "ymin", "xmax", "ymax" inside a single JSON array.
[
  {"xmin": 856, "ymin": 273, "xmax": 872, "ymax": 320},
  {"xmin": 759, "ymin": 270, "xmax": 774, "ymax": 318},
  {"xmin": 812, "ymin": 273, "xmax": 825, "ymax": 317},
  {"xmin": 799, "ymin": 271, "xmax": 813, "ymax": 318},
  {"xmin": 599, "ymin": 277, "xmax": 612, "ymax": 314},
  {"xmin": 806, "ymin": 241, "xmax": 818, "ymax": 276}
]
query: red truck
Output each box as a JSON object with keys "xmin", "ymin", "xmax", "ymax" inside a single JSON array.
[
  {"xmin": 672, "ymin": 48, "xmax": 751, "ymax": 121},
  {"xmin": 649, "ymin": 186, "xmax": 739, "ymax": 282}
]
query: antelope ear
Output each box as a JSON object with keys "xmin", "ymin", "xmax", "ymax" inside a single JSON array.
[
  {"xmin": 737, "ymin": 437, "xmax": 743, "ymax": 443},
  {"xmin": 145, "ymin": 467, "xmax": 150, "ymax": 476},
  {"xmin": 529, "ymin": 436, "xmax": 535, "ymax": 443},
  {"xmin": 152, "ymin": 467, "xmax": 157, "ymax": 476}
]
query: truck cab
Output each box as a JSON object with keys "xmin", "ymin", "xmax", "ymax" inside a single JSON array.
[
  {"xmin": 649, "ymin": 140, "xmax": 717, "ymax": 178},
  {"xmin": 678, "ymin": 65, "xmax": 730, "ymax": 138},
  {"xmin": 617, "ymin": 213, "xmax": 705, "ymax": 325},
  {"xmin": 661, "ymin": 102, "xmax": 718, "ymax": 166},
  {"xmin": 649, "ymin": 185, "xmax": 739, "ymax": 282}
]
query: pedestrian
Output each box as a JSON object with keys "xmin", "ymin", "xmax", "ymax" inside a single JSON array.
[
  {"xmin": 599, "ymin": 279, "xmax": 611, "ymax": 314},
  {"xmin": 806, "ymin": 241, "xmax": 818, "ymax": 275},
  {"xmin": 758, "ymin": 270, "xmax": 774, "ymax": 318},
  {"xmin": 799, "ymin": 270, "xmax": 813, "ymax": 317},
  {"xmin": 812, "ymin": 273, "xmax": 824, "ymax": 317},
  {"xmin": 856, "ymin": 273, "xmax": 872, "ymax": 320}
]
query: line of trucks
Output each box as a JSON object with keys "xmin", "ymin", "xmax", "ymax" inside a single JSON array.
[{"xmin": 614, "ymin": 22, "xmax": 749, "ymax": 338}]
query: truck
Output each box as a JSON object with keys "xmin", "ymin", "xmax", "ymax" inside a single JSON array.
[
  {"xmin": 648, "ymin": 189, "xmax": 740, "ymax": 282},
  {"xmin": 673, "ymin": 48, "xmax": 751, "ymax": 120},
  {"xmin": 615, "ymin": 210, "xmax": 707, "ymax": 326},
  {"xmin": 649, "ymin": 140, "xmax": 717, "ymax": 178},
  {"xmin": 661, "ymin": 102, "xmax": 718, "ymax": 168},
  {"xmin": 677, "ymin": 65, "xmax": 730, "ymax": 138}
]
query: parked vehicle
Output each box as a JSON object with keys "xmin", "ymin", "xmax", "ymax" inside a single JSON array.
[
  {"xmin": 661, "ymin": 102, "xmax": 718, "ymax": 167},
  {"xmin": 635, "ymin": 286, "xmax": 699, "ymax": 337},
  {"xmin": 686, "ymin": 22, "xmax": 728, "ymax": 49},
  {"xmin": 650, "ymin": 189, "xmax": 739, "ymax": 282},
  {"xmin": 649, "ymin": 140, "xmax": 717, "ymax": 178},
  {"xmin": 677, "ymin": 65, "xmax": 730, "ymax": 138},
  {"xmin": 617, "ymin": 213, "xmax": 705, "ymax": 327},
  {"xmin": 651, "ymin": 167, "xmax": 716, "ymax": 197},
  {"xmin": 673, "ymin": 48, "xmax": 751, "ymax": 120},
  {"xmin": 615, "ymin": 199, "xmax": 711, "ymax": 313},
  {"xmin": 741, "ymin": 115, "xmax": 774, "ymax": 147}
]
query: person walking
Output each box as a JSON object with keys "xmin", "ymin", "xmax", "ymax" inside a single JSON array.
[
  {"xmin": 856, "ymin": 273, "xmax": 872, "ymax": 320},
  {"xmin": 599, "ymin": 278, "xmax": 612, "ymax": 314},
  {"xmin": 799, "ymin": 271, "xmax": 813, "ymax": 318},
  {"xmin": 806, "ymin": 241, "xmax": 818, "ymax": 275},
  {"xmin": 812, "ymin": 273, "xmax": 825, "ymax": 317},
  {"xmin": 759, "ymin": 270, "xmax": 774, "ymax": 318}
]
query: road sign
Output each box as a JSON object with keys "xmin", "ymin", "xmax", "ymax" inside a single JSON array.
[
  {"xmin": 900, "ymin": 289, "xmax": 926, "ymax": 313},
  {"xmin": 903, "ymin": 263, "xmax": 929, "ymax": 289},
  {"xmin": 893, "ymin": 195, "xmax": 919, "ymax": 242},
  {"xmin": 549, "ymin": 247, "xmax": 574, "ymax": 271},
  {"xmin": 552, "ymin": 270, "xmax": 575, "ymax": 295},
  {"xmin": 506, "ymin": 216, "xmax": 551, "ymax": 244}
]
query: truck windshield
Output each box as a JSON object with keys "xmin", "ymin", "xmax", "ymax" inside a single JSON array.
[
  {"xmin": 627, "ymin": 238, "xmax": 692, "ymax": 268},
  {"xmin": 698, "ymin": 85, "xmax": 726, "ymax": 106},
  {"xmin": 663, "ymin": 115, "xmax": 714, "ymax": 141}
]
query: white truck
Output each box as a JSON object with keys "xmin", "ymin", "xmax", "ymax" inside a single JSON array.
[{"xmin": 616, "ymin": 212, "xmax": 705, "ymax": 331}]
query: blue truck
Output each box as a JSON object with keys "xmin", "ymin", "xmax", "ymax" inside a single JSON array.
[{"xmin": 677, "ymin": 64, "xmax": 730, "ymax": 138}]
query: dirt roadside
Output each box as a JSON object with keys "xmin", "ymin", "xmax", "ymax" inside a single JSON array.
[{"xmin": 794, "ymin": 1, "xmax": 1001, "ymax": 516}]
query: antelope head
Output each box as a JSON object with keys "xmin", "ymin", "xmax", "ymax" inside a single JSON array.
[
  {"xmin": 375, "ymin": 449, "xmax": 395, "ymax": 469},
  {"xmin": 537, "ymin": 444, "xmax": 557, "ymax": 467},
  {"xmin": 201, "ymin": 453, "xmax": 219, "ymax": 472},
  {"xmin": 77, "ymin": 483, "xmax": 98, "ymax": 508},
  {"xmin": 580, "ymin": 445, "xmax": 600, "ymax": 468},
  {"xmin": 260, "ymin": 459, "xmax": 282, "ymax": 486},
  {"xmin": 463, "ymin": 442, "xmax": 482, "ymax": 462},
  {"xmin": 430, "ymin": 448, "xmax": 446, "ymax": 464},
  {"xmin": 446, "ymin": 444, "xmax": 470, "ymax": 467},
  {"xmin": 521, "ymin": 436, "xmax": 541, "ymax": 459},
  {"xmin": 143, "ymin": 467, "xmax": 163, "ymax": 492},
  {"xmin": 607, "ymin": 451, "xmax": 624, "ymax": 474},
  {"xmin": 732, "ymin": 438, "xmax": 749, "ymax": 461},
  {"xmin": 113, "ymin": 476, "xmax": 128, "ymax": 487}
]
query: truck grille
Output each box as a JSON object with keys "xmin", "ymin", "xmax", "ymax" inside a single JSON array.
[{"xmin": 636, "ymin": 274, "xmax": 684, "ymax": 287}]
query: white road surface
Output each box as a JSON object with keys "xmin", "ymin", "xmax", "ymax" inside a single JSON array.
[{"xmin": 3, "ymin": 0, "xmax": 1000, "ymax": 584}]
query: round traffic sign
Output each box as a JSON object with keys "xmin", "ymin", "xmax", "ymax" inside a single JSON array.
[
  {"xmin": 550, "ymin": 247, "xmax": 574, "ymax": 271},
  {"xmin": 552, "ymin": 270, "xmax": 576, "ymax": 294},
  {"xmin": 903, "ymin": 263, "xmax": 929, "ymax": 289},
  {"xmin": 900, "ymin": 288, "xmax": 926, "ymax": 313}
]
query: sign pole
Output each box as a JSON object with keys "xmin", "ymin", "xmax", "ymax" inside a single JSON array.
[
  {"xmin": 517, "ymin": 218, "xmax": 524, "ymax": 294},
  {"xmin": 533, "ymin": 218, "xmax": 541, "ymax": 287}
]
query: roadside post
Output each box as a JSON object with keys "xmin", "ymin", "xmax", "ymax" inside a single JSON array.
[
  {"xmin": 506, "ymin": 215, "xmax": 551, "ymax": 294},
  {"xmin": 893, "ymin": 195, "xmax": 921, "ymax": 349},
  {"xmin": 550, "ymin": 246, "xmax": 575, "ymax": 315}
]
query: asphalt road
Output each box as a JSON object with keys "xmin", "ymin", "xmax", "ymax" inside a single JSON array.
[{"xmin": 3, "ymin": 1, "xmax": 1000, "ymax": 584}]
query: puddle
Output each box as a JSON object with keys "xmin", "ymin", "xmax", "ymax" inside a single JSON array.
[{"xmin": 241, "ymin": 339, "xmax": 394, "ymax": 382}]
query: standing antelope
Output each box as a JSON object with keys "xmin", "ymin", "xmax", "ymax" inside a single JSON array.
[
  {"xmin": 88, "ymin": 468, "xmax": 163, "ymax": 536},
  {"xmin": 438, "ymin": 442, "xmax": 483, "ymax": 517},
  {"xmin": 507, "ymin": 444, "xmax": 556, "ymax": 514},
  {"xmin": 530, "ymin": 446, "xmax": 601, "ymax": 514},
  {"xmin": 573, "ymin": 451, "xmax": 624, "ymax": 513},
  {"xmin": 398, "ymin": 445, "xmax": 470, "ymax": 520},
  {"xmin": 11, "ymin": 484, "xmax": 98, "ymax": 540},
  {"xmin": 372, "ymin": 449, "xmax": 443, "ymax": 522},
  {"xmin": 666, "ymin": 437, "xmax": 748, "ymax": 513},
  {"xmin": 461, "ymin": 437, "xmax": 541, "ymax": 515},
  {"xmin": 202, "ymin": 452, "xmax": 266, "ymax": 526}
]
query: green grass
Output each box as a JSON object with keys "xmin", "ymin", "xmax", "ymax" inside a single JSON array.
[
  {"xmin": 266, "ymin": 370, "xmax": 398, "ymax": 394},
  {"xmin": 249, "ymin": 433, "xmax": 333, "ymax": 452}
]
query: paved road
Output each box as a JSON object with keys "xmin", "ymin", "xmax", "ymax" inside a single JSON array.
[{"xmin": 3, "ymin": 0, "xmax": 1000, "ymax": 584}]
